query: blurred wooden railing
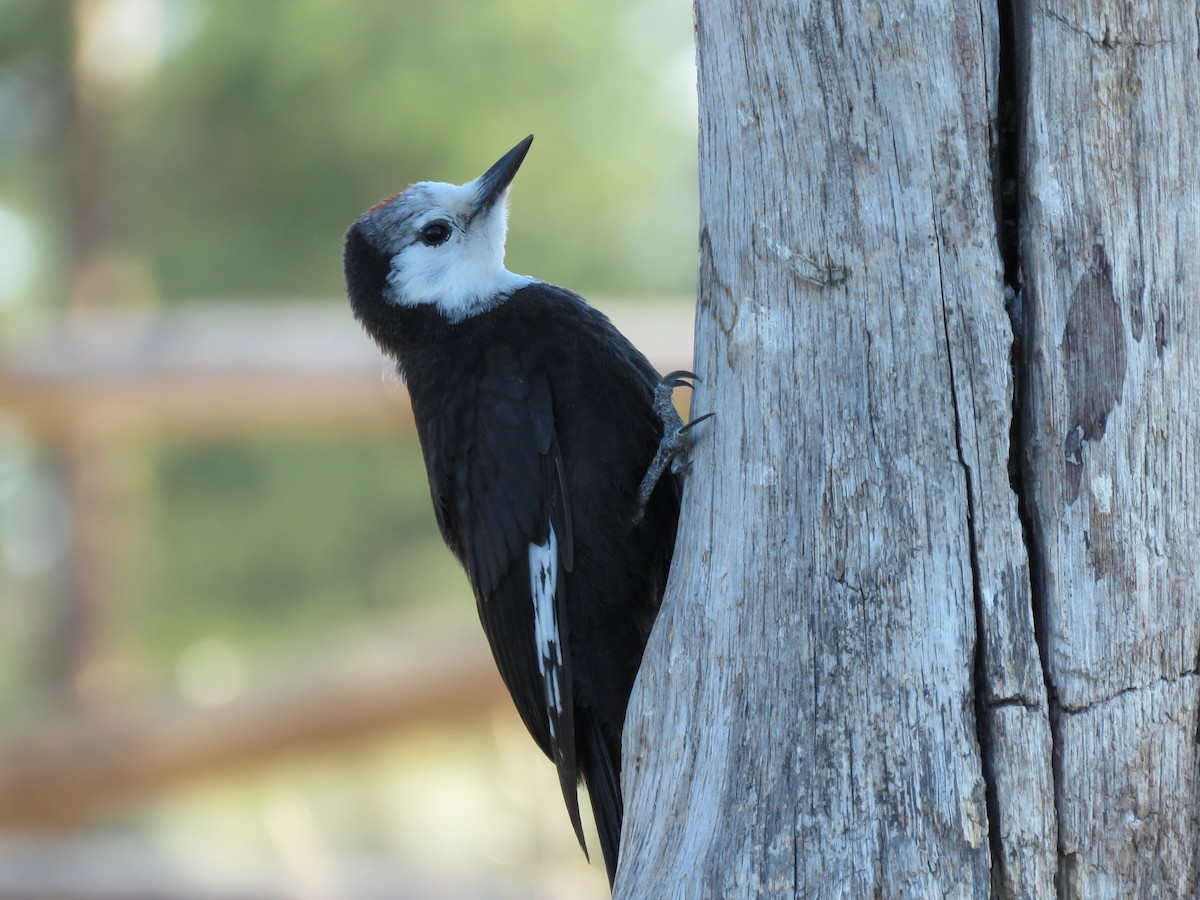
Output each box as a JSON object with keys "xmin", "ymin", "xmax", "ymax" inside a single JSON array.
[
  {"xmin": 0, "ymin": 303, "xmax": 693, "ymax": 438},
  {"xmin": 0, "ymin": 630, "xmax": 507, "ymax": 827},
  {"xmin": 0, "ymin": 301, "xmax": 693, "ymax": 827}
]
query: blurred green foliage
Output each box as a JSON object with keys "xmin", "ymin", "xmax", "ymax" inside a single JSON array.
[
  {"xmin": 0, "ymin": 0, "xmax": 695, "ymax": 716},
  {"xmin": 1, "ymin": 0, "xmax": 698, "ymax": 306},
  {"xmin": 0, "ymin": 4, "xmax": 691, "ymax": 890},
  {"xmin": 141, "ymin": 437, "xmax": 467, "ymax": 667}
]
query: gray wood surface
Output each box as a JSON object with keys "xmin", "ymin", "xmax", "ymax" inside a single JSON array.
[
  {"xmin": 617, "ymin": 1, "xmax": 1197, "ymax": 896},
  {"xmin": 1017, "ymin": 1, "xmax": 1200, "ymax": 896}
]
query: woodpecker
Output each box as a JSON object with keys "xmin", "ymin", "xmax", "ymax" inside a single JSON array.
[{"xmin": 343, "ymin": 136, "xmax": 699, "ymax": 883}]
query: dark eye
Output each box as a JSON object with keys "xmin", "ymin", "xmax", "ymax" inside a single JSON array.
[{"xmin": 418, "ymin": 220, "xmax": 452, "ymax": 246}]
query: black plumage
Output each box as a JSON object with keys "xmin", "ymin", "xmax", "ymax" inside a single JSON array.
[{"xmin": 343, "ymin": 139, "xmax": 680, "ymax": 884}]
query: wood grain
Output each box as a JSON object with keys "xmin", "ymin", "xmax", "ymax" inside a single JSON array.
[
  {"xmin": 1017, "ymin": 1, "xmax": 1200, "ymax": 895},
  {"xmin": 619, "ymin": 0, "xmax": 1199, "ymax": 894},
  {"xmin": 618, "ymin": 2, "xmax": 1047, "ymax": 895}
]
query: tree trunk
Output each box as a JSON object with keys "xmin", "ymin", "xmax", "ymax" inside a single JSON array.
[
  {"xmin": 616, "ymin": 1, "xmax": 1198, "ymax": 897},
  {"xmin": 1015, "ymin": 1, "xmax": 1200, "ymax": 896}
]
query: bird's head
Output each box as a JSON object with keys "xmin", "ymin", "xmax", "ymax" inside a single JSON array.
[{"xmin": 345, "ymin": 135, "xmax": 535, "ymax": 334}]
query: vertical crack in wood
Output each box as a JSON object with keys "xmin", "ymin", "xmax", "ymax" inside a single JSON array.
[
  {"xmin": 996, "ymin": 0, "xmax": 1062, "ymax": 896},
  {"xmin": 995, "ymin": 8, "xmax": 1036, "ymax": 663},
  {"xmin": 933, "ymin": 226, "xmax": 1001, "ymax": 897}
]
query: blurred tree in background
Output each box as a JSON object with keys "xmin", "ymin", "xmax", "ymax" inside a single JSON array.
[
  {"xmin": 0, "ymin": 1, "xmax": 695, "ymax": 895},
  {"xmin": 0, "ymin": 0, "xmax": 695, "ymax": 683},
  {"xmin": 0, "ymin": 0, "xmax": 697, "ymax": 308}
]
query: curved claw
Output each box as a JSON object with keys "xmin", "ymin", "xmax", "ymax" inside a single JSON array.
[
  {"xmin": 661, "ymin": 369, "xmax": 701, "ymax": 387},
  {"xmin": 679, "ymin": 411, "xmax": 716, "ymax": 434}
]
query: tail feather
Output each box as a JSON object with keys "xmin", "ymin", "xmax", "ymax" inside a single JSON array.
[{"xmin": 581, "ymin": 715, "xmax": 624, "ymax": 886}]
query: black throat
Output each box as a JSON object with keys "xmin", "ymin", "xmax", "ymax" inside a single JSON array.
[{"xmin": 343, "ymin": 222, "xmax": 453, "ymax": 361}]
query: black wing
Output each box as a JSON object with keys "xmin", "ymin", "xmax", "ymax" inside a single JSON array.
[{"xmin": 423, "ymin": 345, "xmax": 586, "ymax": 853}]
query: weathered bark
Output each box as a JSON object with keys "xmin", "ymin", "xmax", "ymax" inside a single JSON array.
[
  {"xmin": 620, "ymin": 1, "xmax": 1035, "ymax": 895},
  {"xmin": 1015, "ymin": 1, "xmax": 1200, "ymax": 895},
  {"xmin": 617, "ymin": 0, "xmax": 1198, "ymax": 897}
]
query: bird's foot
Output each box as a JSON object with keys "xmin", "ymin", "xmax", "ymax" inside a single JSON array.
[{"xmin": 633, "ymin": 371, "xmax": 714, "ymax": 524}]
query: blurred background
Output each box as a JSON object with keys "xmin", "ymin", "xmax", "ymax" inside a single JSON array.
[{"xmin": 0, "ymin": 1, "xmax": 696, "ymax": 897}]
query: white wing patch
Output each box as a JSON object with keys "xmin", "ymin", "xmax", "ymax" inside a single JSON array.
[
  {"xmin": 529, "ymin": 521, "xmax": 585, "ymax": 854},
  {"xmin": 529, "ymin": 525, "xmax": 564, "ymax": 739}
]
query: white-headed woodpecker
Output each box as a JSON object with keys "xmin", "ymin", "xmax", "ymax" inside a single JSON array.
[{"xmin": 343, "ymin": 136, "xmax": 698, "ymax": 884}]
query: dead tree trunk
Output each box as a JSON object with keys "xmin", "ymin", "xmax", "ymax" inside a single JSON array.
[
  {"xmin": 616, "ymin": 1, "xmax": 1198, "ymax": 897},
  {"xmin": 1015, "ymin": 1, "xmax": 1200, "ymax": 896}
]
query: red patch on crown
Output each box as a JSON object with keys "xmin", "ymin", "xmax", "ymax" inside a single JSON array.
[{"xmin": 367, "ymin": 192, "xmax": 401, "ymax": 213}]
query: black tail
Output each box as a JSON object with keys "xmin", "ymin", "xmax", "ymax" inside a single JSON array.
[{"xmin": 580, "ymin": 714, "xmax": 623, "ymax": 886}]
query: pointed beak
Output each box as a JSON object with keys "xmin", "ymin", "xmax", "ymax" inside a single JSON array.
[{"xmin": 467, "ymin": 135, "xmax": 533, "ymax": 224}]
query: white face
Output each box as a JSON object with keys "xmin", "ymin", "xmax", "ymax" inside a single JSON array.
[{"xmin": 365, "ymin": 178, "xmax": 533, "ymax": 321}]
